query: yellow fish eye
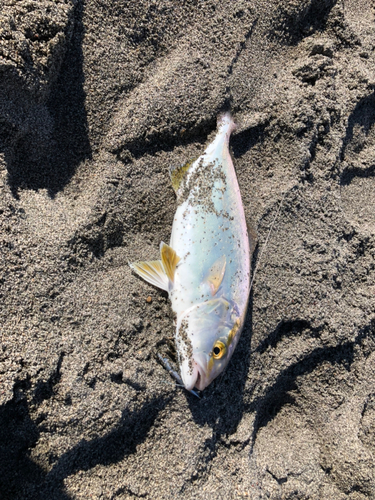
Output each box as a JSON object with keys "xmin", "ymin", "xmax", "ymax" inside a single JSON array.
[{"xmin": 212, "ymin": 341, "xmax": 226, "ymax": 359}]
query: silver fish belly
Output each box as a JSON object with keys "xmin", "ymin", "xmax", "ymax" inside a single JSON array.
[{"xmin": 130, "ymin": 113, "xmax": 252, "ymax": 391}]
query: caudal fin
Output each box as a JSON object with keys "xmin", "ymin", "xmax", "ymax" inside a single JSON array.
[{"xmin": 217, "ymin": 112, "xmax": 236, "ymax": 136}]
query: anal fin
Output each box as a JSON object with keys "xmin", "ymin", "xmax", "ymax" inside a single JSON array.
[{"xmin": 129, "ymin": 260, "xmax": 169, "ymax": 292}]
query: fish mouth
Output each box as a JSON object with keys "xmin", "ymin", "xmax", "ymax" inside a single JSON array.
[
  {"xmin": 180, "ymin": 356, "xmax": 209, "ymax": 392},
  {"xmin": 194, "ymin": 366, "xmax": 208, "ymax": 391}
]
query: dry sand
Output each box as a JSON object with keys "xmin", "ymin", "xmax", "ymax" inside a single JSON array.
[{"xmin": 1, "ymin": 0, "xmax": 375, "ymax": 498}]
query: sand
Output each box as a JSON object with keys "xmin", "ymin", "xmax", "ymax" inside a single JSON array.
[{"xmin": 1, "ymin": 0, "xmax": 375, "ymax": 498}]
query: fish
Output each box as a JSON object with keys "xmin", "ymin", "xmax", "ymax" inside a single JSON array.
[{"xmin": 130, "ymin": 112, "xmax": 253, "ymax": 391}]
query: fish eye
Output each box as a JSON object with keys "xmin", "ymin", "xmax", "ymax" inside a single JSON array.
[{"xmin": 212, "ymin": 341, "xmax": 226, "ymax": 359}]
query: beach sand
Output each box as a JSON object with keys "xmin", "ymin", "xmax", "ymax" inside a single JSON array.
[{"xmin": 1, "ymin": 0, "xmax": 375, "ymax": 498}]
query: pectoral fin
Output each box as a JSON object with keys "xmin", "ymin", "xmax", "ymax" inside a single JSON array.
[
  {"xmin": 204, "ymin": 255, "xmax": 226, "ymax": 296},
  {"xmin": 160, "ymin": 242, "xmax": 180, "ymax": 283},
  {"xmin": 129, "ymin": 260, "xmax": 169, "ymax": 291}
]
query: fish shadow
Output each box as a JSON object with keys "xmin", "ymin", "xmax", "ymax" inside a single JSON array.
[
  {"xmin": 6, "ymin": 1, "xmax": 91, "ymax": 198},
  {"xmin": 231, "ymin": 122, "xmax": 267, "ymax": 159}
]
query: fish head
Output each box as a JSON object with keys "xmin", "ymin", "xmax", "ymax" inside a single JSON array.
[{"xmin": 176, "ymin": 298, "xmax": 243, "ymax": 391}]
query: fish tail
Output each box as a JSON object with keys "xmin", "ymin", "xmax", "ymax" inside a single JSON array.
[{"xmin": 217, "ymin": 112, "xmax": 236, "ymax": 136}]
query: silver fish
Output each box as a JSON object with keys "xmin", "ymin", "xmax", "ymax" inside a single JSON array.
[{"xmin": 130, "ymin": 113, "xmax": 253, "ymax": 391}]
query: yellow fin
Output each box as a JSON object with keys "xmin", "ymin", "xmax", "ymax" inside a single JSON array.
[
  {"xmin": 204, "ymin": 255, "xmax": 226, "ymax": 296},
  {"xmin": 129, "ymin": 260, "xmax": 169, "ymax": 291},
  {"xmin": 169, "ymin": 158, "xmax": 196, "ymax": 193},
  {"xmin": 160, "ymin": 242, "xmax": 180, "ymax": 283}
]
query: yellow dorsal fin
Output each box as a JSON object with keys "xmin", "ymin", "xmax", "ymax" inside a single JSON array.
[
  {"xmin": 169, "ymin": 158, "xmax": 196, "ymax": 193},
  {"xmin": 129, "ymin": 260, "xmax": 169, "ymax": 291},
  {"xmin": 204, "ymin": 255, "xmax": 226, "ymax": 296},
  {"xmin": 160, "ymin": 242, "xmax": 180, "ymax": 283}
]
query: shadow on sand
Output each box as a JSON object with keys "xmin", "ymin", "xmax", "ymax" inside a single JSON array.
[
  {"xmin": 0, "ymin": 378, "xmax": 170, "ymax": 500},
  {"xmin": 6, "ymin": 1, "xmax": 91, "ymax": 198}
]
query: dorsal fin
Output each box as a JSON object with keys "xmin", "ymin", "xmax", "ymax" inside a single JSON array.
[
  {"xmin": 160, "ymin": 242, "xmax": 180, "ymax": 282},
  {"xmin": 129, "ymin": 260, "xmax": 169, "ymax": 291},
  {"xmin": 169, "ymin": 158, "xmax": 196, "ymax": 194},
  {"xmin": 203, "ymin": 255, "xmax": 226, "ymax": 296}
]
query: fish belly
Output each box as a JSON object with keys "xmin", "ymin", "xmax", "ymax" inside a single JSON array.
[{"xmin": 170, "ymin": 169, "xmax": 250, "ymax": 319}]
